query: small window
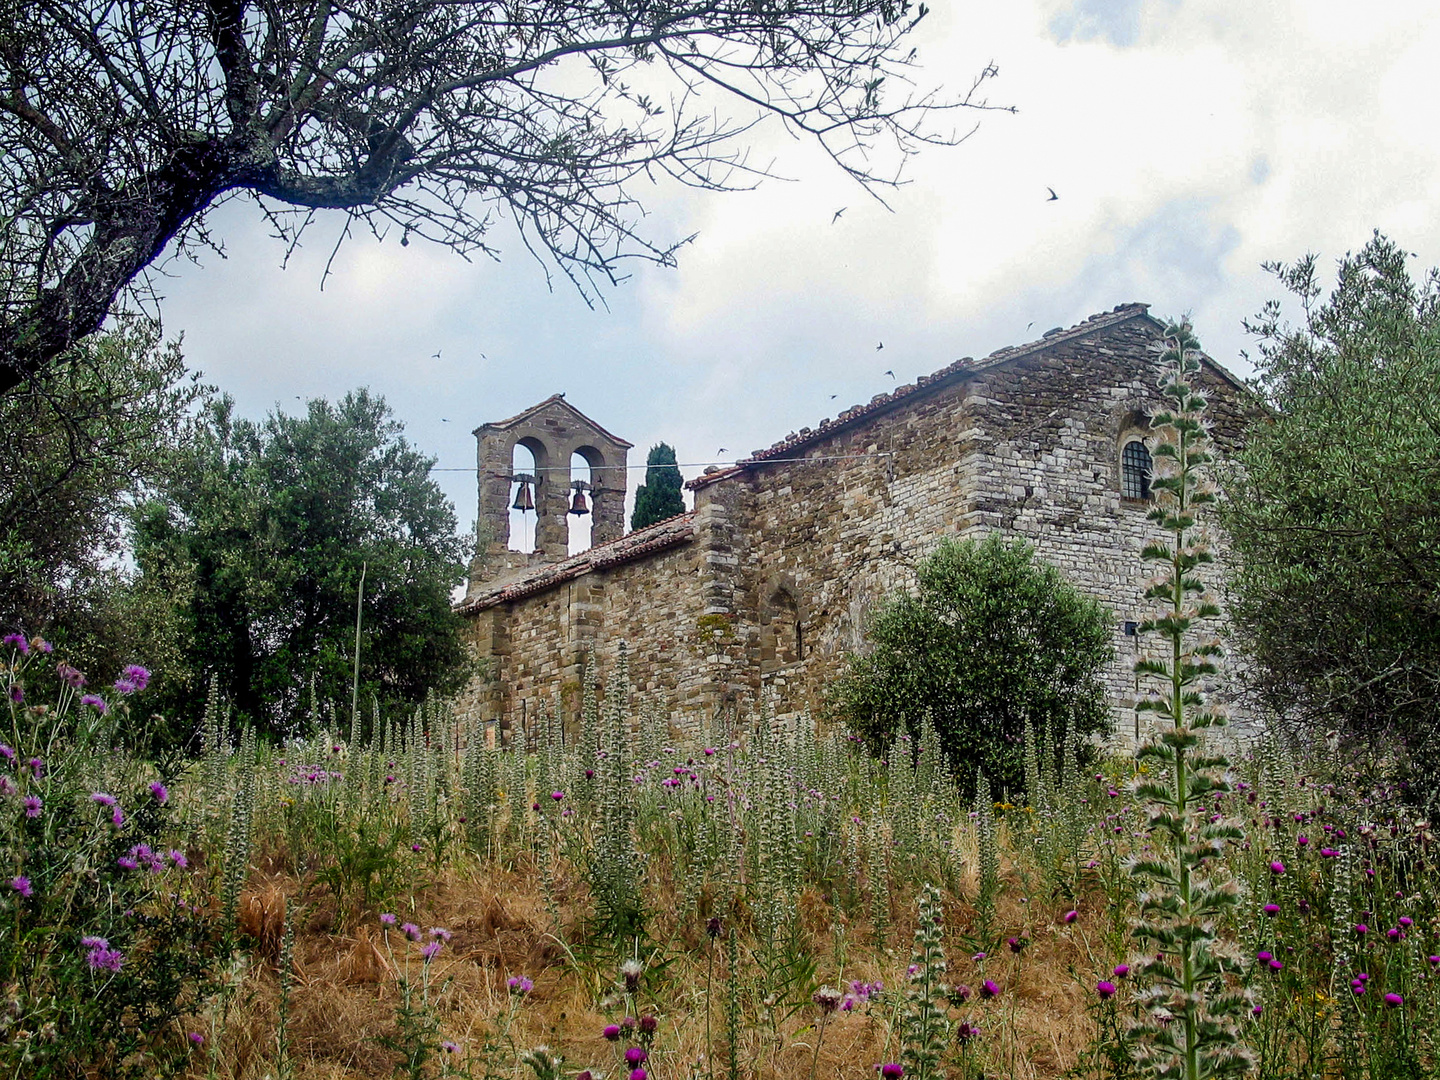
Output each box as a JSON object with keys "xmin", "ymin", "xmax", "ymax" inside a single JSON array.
[{"xmin": 1122, "ymin": 440, "xmax": 1152, "ymax": 500}]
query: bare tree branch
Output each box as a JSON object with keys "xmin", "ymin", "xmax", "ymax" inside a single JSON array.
[{"xmin": 0, "ymin": 0, "xmax": 1010, "ymax": 393}]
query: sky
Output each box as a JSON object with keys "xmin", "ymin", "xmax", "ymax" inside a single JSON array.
[{"xmin": 156, "ymin": 0, "xmax": 1440, "ymax": 552}]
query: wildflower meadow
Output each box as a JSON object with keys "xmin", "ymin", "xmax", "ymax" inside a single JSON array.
[{"xmin": 2, "ymin": 631, "xmax": 1439, "ymax": 1079}]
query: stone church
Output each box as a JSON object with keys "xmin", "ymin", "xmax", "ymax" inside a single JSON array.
[{"xmin": 456, "ymin": 303, "xmax": 1251, "ymax": 742}]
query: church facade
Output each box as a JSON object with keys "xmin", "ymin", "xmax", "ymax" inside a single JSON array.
[{"xmin": 456, "ymin": 304, "xmax": 1252, "ymax": 742}]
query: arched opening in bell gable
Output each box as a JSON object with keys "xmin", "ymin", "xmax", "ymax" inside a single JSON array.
[
  {"xmin": 568, "ymin": 450, "xmax": 594, "ymax": 554},
  {"xmin": 509, "ymin": 440, "xmax": 543, "ymax": 553}
]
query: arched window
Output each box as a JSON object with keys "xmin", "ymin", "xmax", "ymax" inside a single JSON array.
[
  {"xmin": 761, "ymin": 587, "xmax": 802, "ymax": 671},
  {"xmin": 1122, "ymin": 440, "xmax": 1153, "ymax": 500}
]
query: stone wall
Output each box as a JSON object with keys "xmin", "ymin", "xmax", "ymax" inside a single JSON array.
[{"xmin": 457, "ymin": 306, "xmax": 1252, "ymax": 744}]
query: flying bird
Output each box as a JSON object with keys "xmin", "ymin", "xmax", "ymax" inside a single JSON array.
[
  {"xmin": 432, "ymin": 350, "xmax": 442, "ymax": 358},
  {"xmin": 441, "ymin": 418, "xmax": 450, "ymax": 422},
  {"xmin": 1026, "ymin": 321, "xmax": 1034, "ymax": 331},
  {"xmin": 876, "ymin": 342, "xmax": 884, "ymax": 351},
  {"xmin": 829, "ymin": 394, "xmax": 838, "ymax": 399},
  {"xmin": 884, "ymin": 370, "xmax": 895, "ymax": 379},
  {"xmin": 1046, "ymin": 187, "xmax": 1059, "ymax": 201},
  {"xmin": 831, "ymin": 207, "xmax": 846, "ymax": 223},
  {"xmin": 717, "ymin": 448, "xmax": 729, "ymax": 455}
]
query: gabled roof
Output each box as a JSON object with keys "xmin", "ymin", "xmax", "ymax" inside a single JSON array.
[
  {"xmin": 687, "ymin": 304, "xmax": 1245, "ymax": 490},
  {"xmin": 473, "ymin": 393, "xmax": 634, "ymax": 448},
  {"xmin": 456, "ymin": 511, "xmax": 696, "ymax": 613}
]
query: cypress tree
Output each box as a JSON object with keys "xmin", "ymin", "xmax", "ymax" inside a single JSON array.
[{"xmin": 631, "ymin": 442, "xmax": 685, "ymax": 529}]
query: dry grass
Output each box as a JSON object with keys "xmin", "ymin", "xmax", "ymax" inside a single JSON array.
[{"xmin": 181, "ymin": 846, "xmax": 1115, "ymax": 1080}]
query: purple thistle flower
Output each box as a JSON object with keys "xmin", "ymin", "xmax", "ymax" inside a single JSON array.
[
  {"xmin": 148, "ymin": 782, "xmax": 168, "ymax": 803},
  {"xmin": 81, "ymin": 936, "xmax": 108, "ymax": 950},
  {"xmin": 1113, "ymin": 964, "xmax": 1130, "ymax": 978},
  {"xmin": 551, "ymin": 790, "xmax": 564, "ymax": 801},
  {"xmin": 1385, "ymin": 992, "xmax": 1404, "ymax": 1007},
  {"xmin": 1256, "ymin": 951, "xmax": 1272, "ymax": 962},
  {"xmin": 111, "ymin": 805, "xmax": 125, "ymax": 827},
  {"xmin": 1063, "ymin": 909, "xmax": 1078, "ymax": 923},
  {"xmin": 57, "ymin": 663, "xmax": 85, "ymax": 688},
  {"xmin": 507, "ymin": 975, "xmax": 533, "ymax": 994},
  {"xmin": 22, "ymin": 795, "xmax": 41, "ymax": 818},
  {"xmin": 379, "ymin": 912, "xmax": 397, "ymax": 926},
  {"xmin": 7, "ymin": 686, "xmax": 21, "ymax": 704},
  {"xmin": 639, "ymin": 1014, "xmax": 657, "ymax": 1034},
  {"xmin": 401, "ymin": 922, "xmax": 421, "ymax": 941},
  {"xmin": 429, "ymin": 927, "xmax": 451, "ymax": 942},
  {"xmin": 10, "ymin": 876, "xmax": 31, "ymax": 897},
  {"xmin": 625, "ymin": 1047, "xmax": 648, "ymax": 1065},
  {"xmin": 90, "ymin": 792, "xmax": 116, "ymax": 807},
  {"xmin": 113, "ymin": 679, "xmax": 136, "ymax": 696},
  {"xmin": 879, "ymin": 1066, "xmax": 904, "ymax": 1079},
  {"xmin": 1096, "ymin": 980, "xmax": 1117, "ymax": 999},
  {"xmin": 87, "ymin": 945, "xmax": 124, "ymax": 972},
  {"xmin": 169, "ymin": 850, "xmax": 188, "ymax": 868},
  {"xmin": 1355, "ymin": 923, "xmax": 1369, "ymax": 935},
  {"xmin": 441, "ymin": 1040, "xmax": 459, "ymax": 1053},
  {"xmin": 1252, "ymin": 1004, "xmax": 1263, "ymax": 1016},
  {"xmin": 979, "ymin": 979, "xmax": 1001, "ymax": 999},
  {"xmin": 0, "ymin": 745, "xmax": 13, "ymax": 762},
  {"xmin": 1263, "ymin": 904, "xmax": 1279, "ymax": 917},
  {"xmin": 603, "ymin": 1025, "xmax": 621, "ymax": 1041},
  {"xmin": 121, "ymin": 665, "xmax": 150, "ymax": 691},
  {"xmin": 0, "ymin": 776, "xmax": 16, "ymax": 797},
  {"xmin": 116, "ymin": 856, "xmax": 138, "ymax": 870},
  {"xmin": 629, "ymin": 1070, "xmax": 647, "ymax": 1080},
  {"xmin": 420, "ymin": 940, "xmax": 443, "ymax": 960},
  {"xmin": 1269, "ymin": 861, "xmax": 1285, "ymax": 875},
  {"xmin": 188, "ymin": 1032, "xmax": 205, "ymax": 1046},
  {"xmin": 34, "ymin": 639, "xmax": 51, "ymax": 654},
  {"xmin": 1400, "ymin": 916, "xmax": 1413, "ymax": 927},
  {"xmin": 80, "ymin": 694, "xmax": 107, "ymax": 713},
  {"xmin": 26, "ymin": 758, "xmax": 41, "ymax": 778},
  {"xmin": 3, "ymin": 633, "xmax": 28, "ymax": 654}
]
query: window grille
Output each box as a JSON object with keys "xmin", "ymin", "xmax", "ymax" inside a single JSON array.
[{"xmin": 1122, "ymin": 440, "xmax": 1153, "ymax": 500}]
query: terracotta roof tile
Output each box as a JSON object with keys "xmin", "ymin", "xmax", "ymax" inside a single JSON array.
[
  {"xmin": 455, "ymin": 511, "xmax": 696, "ymax": 612},
  {"xmin": 686, "ymin": 303, "xmax": 1160, "ymax": 490}
]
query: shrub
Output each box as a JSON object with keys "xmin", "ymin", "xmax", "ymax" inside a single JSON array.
[{"xmin": 831, "ymin": 533, "xmax": 1113, "ymax": 799}]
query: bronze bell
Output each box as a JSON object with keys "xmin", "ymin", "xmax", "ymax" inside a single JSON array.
[
  {"xmin": 511, "ymin": 480, "xmax": 534, "ymax": 512},
  {"xmin": 569, "ymin": 486, "xmax": 590, "ymax": 516}
]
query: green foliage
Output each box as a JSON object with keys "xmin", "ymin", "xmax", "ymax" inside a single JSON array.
[
  {"xmin": 1126, "ymin": 321, "xmax": 1254, "ymax": 1079},
  {"xmin": 630, "ymin": 443, "xmax": 685, "ymax": 530},
  {"xmin": 132, "ymin": 389, "xmax": 469, "ymax": 737},
  {"xmin": 0, "ymin": 318, "xmax": 206, "ymax": 682},
  {"xmin": 1221, "ymin": 233, "xmax": 1440, "ymax": 796},
  {"xmin": 0, "ymin": 640, "xmax": 232, "ymax": 1078},
  {"xmin": 832, "ymin": 533, "xmax": 1114, "ymax": 799}
]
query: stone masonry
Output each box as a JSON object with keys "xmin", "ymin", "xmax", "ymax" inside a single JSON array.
[{"xmin": 456, "ymin": 305, "xmax": 1252, "ymax": 744}]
